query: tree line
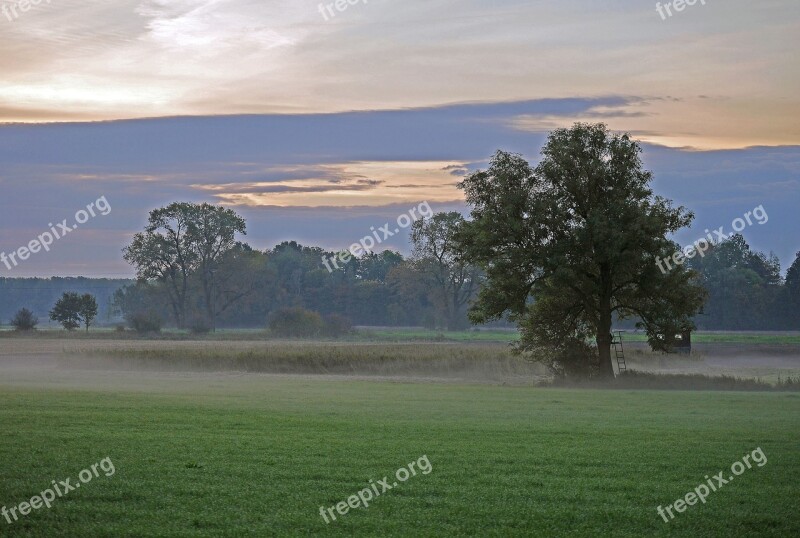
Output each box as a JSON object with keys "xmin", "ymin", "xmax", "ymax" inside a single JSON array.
[
  {"xmin": 115, "ymin": 206, "xmax": 484, "ymax": 333},
  {"xmin": 4, "ymin": 234, "xmax": 795, "ymax": 336}
]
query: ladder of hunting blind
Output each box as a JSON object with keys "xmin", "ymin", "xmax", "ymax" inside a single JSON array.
[{"xmin": 612, "ymin": 331, "xmax": 626, "ymax": 375}]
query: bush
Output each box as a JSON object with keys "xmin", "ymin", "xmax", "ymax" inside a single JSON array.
[
  {"xmin": 10, "ymin": 308, "xmax": 38, "ymax": 331},
  {"xmin": 321, "ymin": 313, "xmax": 353, "ymax": 338},
  {"xmin": 521, "ymin": 337, "xmax": 600, "ymax": 379},
  {"xmin": 127, "ymin": 311, "xmax": 163, "ymax": 334},
  {"xmin": 189, "ymin": 320, "xmax": 212, "ymax": 335},
  {"xmin": 268, "ymin": 307, "xmax": 324, "ymax": 338}
]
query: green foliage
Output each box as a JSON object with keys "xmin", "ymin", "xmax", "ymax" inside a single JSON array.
[
  {"xmin": 268, "ymin": 307, "xmax": 325, "ymax": 337},
  {"xmin": 458, "ymin": 123, "xmax": 707, "ymax": 377},
  {"xmin": 10, "ymin": 307, "xmax": 38, "ymax": 331},
  {"xmin": 78, "ymin": 294, "xmax": 98, "ymax": 332},
  {"xmin": 410, "ymin": 212, "xmax": 482, "ymax": 330},
  {"xmin": 786, "ymin": 251, "xmax": 800, "ymax": 292},
  {"xmin": 267, "ymin": 308, "xmax": 354, "ymax": 339},
  {"xmin": 122, "ymin": 202, "xmax": 248, "ymax": 331},
  {"xmin": 518, "ymin": 312, "xmax": 600, "ymax": 379},
  {"xmin": 785, "ymin": 252, "xmax": 800, "ymax": 327},
  {"xmin": 50, "ymin": 292, "xmax": 97, "ymax": 331},
  {"xmin": 356, "ymin": 250, "xmax": 405, "ymax": 282},
  {"xmin": 126, "ymin": 310, "xmax": 163, "ymax": 334},
  {"xmin": 688, "ymin": 235, "xmax": 788, "ymax": 329},
  {"xmin": 321, "ymin": 313, "xmax": 353, "ymax": 338}
]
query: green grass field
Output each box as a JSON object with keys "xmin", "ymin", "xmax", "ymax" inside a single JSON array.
[
  {"xmin": 4, "ymin": 326, "xmax": 800, "ymax": 345},
  {"xmin": 1, "ymin": 374, "xmax": 798, "ymax": 536}
]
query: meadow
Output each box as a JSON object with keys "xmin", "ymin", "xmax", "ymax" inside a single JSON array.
[
  {"xmin": 1, "ymin": 333, "xmax": 799, "ymax": 536},
  {"xmin": 4, "ymin": 326, "xmax": 800, "ymax": 345},
  {"xmin": 0, "ymin": 373, "xmax": 798, "ymax": 536}
]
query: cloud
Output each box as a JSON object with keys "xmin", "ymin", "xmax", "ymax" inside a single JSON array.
[
  {"xmin": 1, "ymin": 99, "xmax": 798, "ymax": 276},
  {"xmin": 0, "ymin": 0, "xmax": 796, "ymax": 149}
]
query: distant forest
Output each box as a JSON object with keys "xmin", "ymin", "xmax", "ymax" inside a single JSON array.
[
  {"xmin": 0, "ymin": 277, "xmax": 129, "ymax": 328},
  {"xmin": 1, "ymin": 233, "xmax": 798, "ymax": 331}
]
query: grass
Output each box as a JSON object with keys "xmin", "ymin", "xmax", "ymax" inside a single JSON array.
[
  {"xmin": 620, "ymin": 332, "xmax": 800, "ymax": 345},
  {"xmin": 0, "ymin": 375, "xmax": 798, "ymax": 536},
  {"xmin": 64, "ymin": 342, "xmax": 800, "ymax": 389},
  {"xmin": 69, "ymin": 341, "xmax": 543, "ymax": 382},
  {"xmin": 0, "ymin": 326, "xmax": 521, "ymax": 343},
  {"xmin": 352, "ymin": 328, "xmax": 520, "ymax": 343},
  {"xmin": 3, "ymin": 327, "xmax": 800, "ymax": 345},
  {"xmin": 547, "ymin": 370, "xmax": 800, "ymax": 391}
]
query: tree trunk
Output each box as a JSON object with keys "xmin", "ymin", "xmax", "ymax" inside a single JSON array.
[
  {"xmin": 167, "ymin": 290, "xmax": 183, "ymax": 329},
  {"xmin": 597, "ymin": 330, "xmax": 613, "ymax": 378},
  {"xmin": 447, "ymin": 285, "xmax": 461, "ymax": 331},
  {"xmin": 202, "ymin": 269, "xmax": 216, "ymax": 332},
  {"xmin": 597, "ymin": 264, "xmax": 615, "ymax": 378}
]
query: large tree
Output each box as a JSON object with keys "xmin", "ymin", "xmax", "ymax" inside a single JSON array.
[
  {"xmin": 123, "ymin": 202, "xmax": 247, "ymax": 330},
  {"xmin": 123, "ymin": 203, "xmax": 196, "ymax": 328},
  {"xmin": 687, "ymin": 235, "xmax": 782, "ymax": 330},
  {"xmin": 457, "ymin": 123, "xmax": 706, "ymax": 377},
  {"xmin": 184, "ymin": 203, "xmax": 247, "ymax": 330},
  {"xmin": 410, "ymin": 212, "xmax": 482, "ymax": 330}
]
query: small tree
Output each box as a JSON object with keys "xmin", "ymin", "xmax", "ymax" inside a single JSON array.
[
  {"xmin": 50, "ymin": 292, "xmax": 98, "ymax": 332},
  {"xmin": 79, "ymin": 294, "xmax": 98, "ymax": 332},
  {"xmin": 50, "ymin": 293, "xmax": 82, "ymax": 331},
  {"xmin": 10, "ymin": 308, "xmax": 38, "ymax": 331}
]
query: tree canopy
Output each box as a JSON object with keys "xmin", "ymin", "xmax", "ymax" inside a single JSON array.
[
  {"xmin": 410, "ymin": 212, "xmax": 483, "ymax": 330},
  {"xmin": 123, "ymin": 202, "xmax": 247, "ymax": 330},
  {"xmin": 457, "ymin": 123, "xmax": 707, "ymax": 377},
  {"xmin": 50, "ymin": 292, "xmax": 98, "ymax": 332}
]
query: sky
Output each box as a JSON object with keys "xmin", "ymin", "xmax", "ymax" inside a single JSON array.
[{"xmin": 0, "ymin": 0, "xmax": 798, "ymax": 277}]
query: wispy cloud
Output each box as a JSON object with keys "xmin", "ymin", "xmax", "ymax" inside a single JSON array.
[{"xmin": 0, "ymin": 1, "xmax": 797, "ymax": 148}]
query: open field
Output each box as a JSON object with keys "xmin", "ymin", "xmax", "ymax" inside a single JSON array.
[
  {"xmin": 0, "ymin": 337, "xmax": 545, "ymax": 385},
  {"xmin": 2, "ymin": 336, "xmax": 799, "ymax": 536},
  {"xmin": 0, "ymin": 369, "xmax": 799, "ymax": 536},
  {"xmin": 4, "ymin": 327, "xmax": 800, "ymax": 345},
  {"xmin": 2, "ymin": 333, "xmax": 800, "ymax": 385}
]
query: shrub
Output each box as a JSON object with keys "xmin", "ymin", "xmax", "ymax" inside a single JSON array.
[
  {"xmin": 189, "ymin": 319, "xmax": 212, "ymax": 335},
  {"xmin": 521, "ymin": 337, "xmax": 600, "ymax": 379},
  {"xmin": 268, "ymin": 307, "xmax": 324, "ymax": 338},
  {"xmin": 127, "ymin": 311, "xmax": 163, "ymax": 334},
  {"xmin": 10, "ymin": 308, "xmax": 38, "ymax": 331},
  {"xmin": 321, "ymin": 313, "xmax": 353, "ymax": 338}
]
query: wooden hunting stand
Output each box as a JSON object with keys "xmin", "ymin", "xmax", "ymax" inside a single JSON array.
[{"xmin": 612, "ymin": 331, "xmax": 626, "ymax": 376}]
